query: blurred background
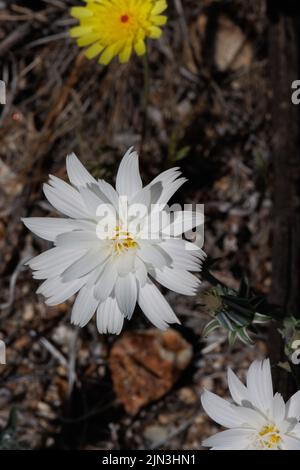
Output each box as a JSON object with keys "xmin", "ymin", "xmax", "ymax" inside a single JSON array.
[{"xmin": 0, "ymin": 0, "xmax": 295, "ymax": 450}]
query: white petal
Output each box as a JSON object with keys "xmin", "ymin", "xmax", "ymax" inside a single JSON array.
[
  {"xmin": 286, "ymin": 390, "xmax": 300, "ymax": 420},
  {"xmin": 43, "ymin": 176, "xmax": 87, "ymax": 219},
  {"xmin": 292, "ymin": 423, "xmax": 300, "ymax": 438},
  {"xmin": 246, "ymin": 359, "xmax": 273, "ymax": 414},
  {"xmin": 96, "ymin": 297, "xmax": 124, "ymax": 334},
  {"xmin": 96, "ymin": 180, "xmax": 120, "ymax": 214},
  {"xmin": 281, "ymin": 434, "xmax": 300, "ymax": 450},
  {"xmin": 66, "ymin": 153, "xmax": 96, "ymax": 187},
  {"xmin": 152, "ymin": 267, "xmax": 200, "ymax": 295},
  {"xmin": 80, "ymin": 181, "xmax": 117, "ymax": 215},
  {"xmin": 272, "ymin": 393, "xmax": 286, "ymax": 426},
  {"xmin": 115, "ymin": 251, "xmax": 136, "ymax": 276},
  {"xmin": 148, "ymin": 168, "xmax": 185, "ymax": 209},
  {"xmin": 149, "ymin": 167, "xmax": 181, "ymax": 189},
  {"xmin": 55, "ymin": 231, "xmax": 99, "ymax": 249},
  {"xmin": 129, "ymin": 180, "xmax": 153, "ymax": 207},
  {"xmin": 27, "ymin": 247, "xmax": 80, "ymax": 270},
  {"xmin": 261, "ymin": 358, "xmax": 274, "ymax": 402},
  {"xmin": 116, "ymin": 147, "xmax": 142, "ymax": 198},
  {"xmin": 227, "ymin": 367, "xmax": 250, "ymax": 406},
  {"xmin": 141, "ymin": 209, "xmax": 170, "ymax": 236},
  {"xmin": 134, "ymin": 257, "xmax": 148, "ymax": 286},
  {"xmin": 71, "ymin": 220, "xmax": 98, "ymax": 231},
  {"xmin": 94, "ymin": 260, "xmax": 118, "ymax": 301},
  {"xmin": 22, "ymin": 218, "xmax": 75, "ymax": 242},
  {"xmin": 79, "ymin": 185, "xmax": 104, "ymax": 216},
  {"xmin": 32, "ymin": 249, "xmax": 86, "ymax": 280},
  {"xmin": 153, "ymin": 177, "xmax": 187, "ymax": 209},
  {"xmin": 162, "ymin": 210, "xmax": 204, "ymax": 237},
  {"xmin": 45, "ymin": 277, "xmax": 87, "ymax": 306},
  {"xmin": 71, "ymin": 285, "xmax": 99, "ymax": 327},
  {"xmin": 201, "ymin": 390, "xmax": 244, "ymax": 429},
  {"xmin": 61, "ymin": 246, "xmax": 109, "ymax": 282},
  {"xmin": 115, "ymin": 273, "xmax": 137, "ymax": 319},
  {"xmin": 159, "ymin": 239, "xmax": 204, "ymax": 271},
  {"xmin": 138, "ymin": 242, "xmax": 171, "ymax": 269},
  {"xmin": 25, "ymin": 247, "xmax": 68, "ymax": 269},
  {"xmin": 37, "ymin": 276, "xmax": 63, "ymax": 297},
  {"xmin": 235, "ymin": 406, "xmax": 266, "ymax": 428},
  {"xmin": 137, "ymin": 279, "xmax": 180, "ymax": 330},
  {"xmin": 86, "ymin": 264, "xmax": 105, "ymax": 287},
  {"xmin": 142, "ymin": 177, "xmax": 187, "ymax": 220},
  {"xmin": 131, "ymin": 167, "xmax": 181, "ymax": 207},
  {"xmin": 202, "ymin": 429, "xmax": 252, "ymax": 450}
]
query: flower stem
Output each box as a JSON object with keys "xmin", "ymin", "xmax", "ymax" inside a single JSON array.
[{"xmin": 139, "ymin": 51, "xmax": 150, "ymax": 154}]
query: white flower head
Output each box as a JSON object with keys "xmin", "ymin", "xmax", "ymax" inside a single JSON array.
[
  {"xmin": 22, "ymin": 148, "xmax": 206, "ymax": 335},
  {"xmin": 201, "ymin": 358, "xmax": 300, "ymax": 450}
]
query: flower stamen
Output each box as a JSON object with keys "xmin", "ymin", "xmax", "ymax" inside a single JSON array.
[
  {"xmin": 258, "ymin": 425, "xmax": 282, "ymax": 449},
  {"xmin": 111, "ymin": 226, "xmax": 138, "ymax": 255}
]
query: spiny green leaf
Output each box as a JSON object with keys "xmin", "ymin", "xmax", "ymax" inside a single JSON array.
[
  {"xmin": 237, "ymin": 328, "xmax": 255, "ymax": 346},
  {"xmin": 253, "ymin": 312, "xmax": 272, "ymax": 324},
  {"xmin": 217, "ymin": 312, "xmax": 235, "ymax": 332},
  {"xmin": 221, "ymin": 296, "xmax": 255, "ymax": 319},
  {"xmin": 202, "ymin": 319, "xmax": 220, "ymax": 337},
  {"xmin": 228, "ymin": 331, "xmax": 237, "ymax": 347},
  {"xmin": 226, "ymin": 310, "xmax": 251, "ymax": 328}
]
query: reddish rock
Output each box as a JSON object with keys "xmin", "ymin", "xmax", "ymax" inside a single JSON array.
[{"xmin": 109, "ymin": 329, "xmax": 193, "ymax": 415}]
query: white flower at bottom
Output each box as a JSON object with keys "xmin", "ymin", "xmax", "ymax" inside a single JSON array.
[
  {"xmin": 201, "ymin": 359, "xmax": 300, "ymax": 450},
  {"xmin": 22, "ymin": 148, "xmax": 205, "ymax": 334}
]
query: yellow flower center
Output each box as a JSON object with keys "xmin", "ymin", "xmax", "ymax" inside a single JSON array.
[
  {"xmin": 258, "ymin": 425, "xmax": 282, "ymax": 449},
  {"xmin": 70, "ymin": 0, "xmax": 168, "ymax": 64},
  {"xmin": 111, "ymin": 226, "xmax": 138, "ymax": 255}
]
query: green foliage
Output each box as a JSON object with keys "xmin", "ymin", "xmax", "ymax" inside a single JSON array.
[
  {"xmin": 167, "ymin": 128, "xmax": 190, "ymax": 162},
  {"xmin": 201, "ymin": 258, "xmax": 277, "ymax": 346}
]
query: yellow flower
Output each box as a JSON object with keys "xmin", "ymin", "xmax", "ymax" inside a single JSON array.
[{"xmin": 70, "ymin": 0, "xmax": 168, "ymax": 65}]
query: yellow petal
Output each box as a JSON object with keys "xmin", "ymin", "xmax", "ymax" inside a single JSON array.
[
  {"xmin": 70, "ymin": 26, "xmax": 92, "ymax": 38},
  {"xmin": 85, "ymin": 41, "xmax": 104, "ymax": 59},
  {"xmin": 99, "ymin": 42, "xmax": 124, "ymax": 65},
  {"xmin": 70, "ymin": 7, "xmax": 93, "ymax": 19},
  {"xmin": 77, "ymin": 33, "xmax": 100, "ymax": 47},
  {"xmin": 134, "ymin": 39, "xmax": 146, "ymax": 56},
  {"xmin": 151, "ymin": 15, "xmax": 167, "ymax": 26},
  {"xmin": 148, "ymin": 26, "xmax": 162, "ymax": 39},
  {"xmin": 70, "ymin": 0, "xmax": 167, "ymax": 65},
  {"xmin": 119, "ymin": 44, "xmax": 132, "ymax": 63},
  {"xmin": 151, "ymin": 0, "xmax": 168, "ymax": 15}
]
